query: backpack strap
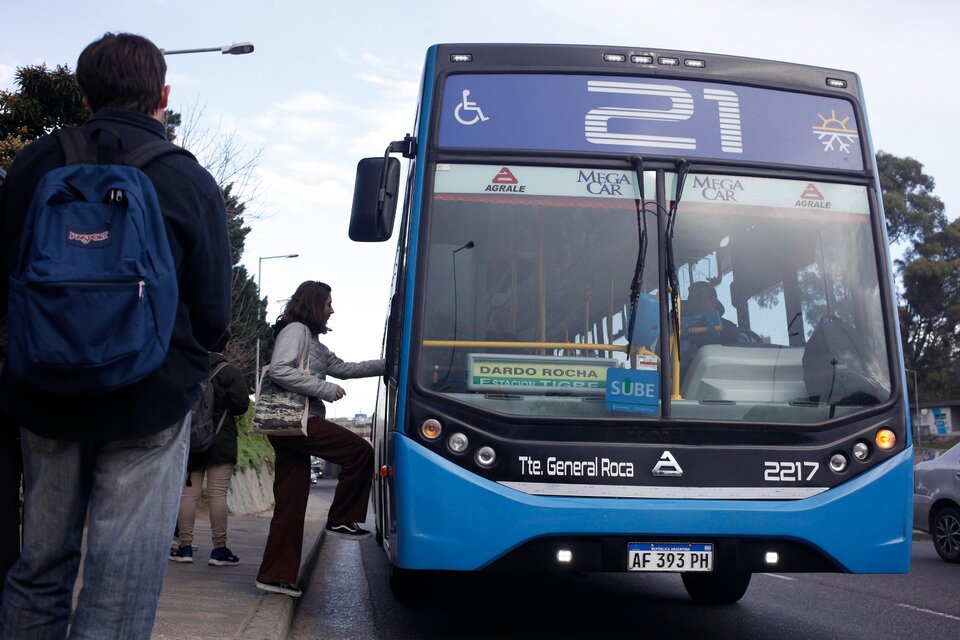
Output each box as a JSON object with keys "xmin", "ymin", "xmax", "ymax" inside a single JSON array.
[
  {"xmin": 55, "ymin": 128, "xmax": 96, "ymax": 165},
  {"xmin": 213, "ymin": 411, "xmax": 229, "ymax": 436},
  {"xmin": 209, "ymin": 360, "xmax": 230, "ymax": 381},
  {"xmin": 55, "ymin": 126, "xmax": 196, "ymax": 168},
  {"xmin": 209, "ymin": 360, "xmax": 232, "ymax": 434},
  {"xmin": 124, "ymin": 138, "xmax": 196, "ymax": 169}
]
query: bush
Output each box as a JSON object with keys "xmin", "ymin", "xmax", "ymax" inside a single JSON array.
[{"xmin": 235, "ymin": 403, "xmax": 274, "ymax": 473}]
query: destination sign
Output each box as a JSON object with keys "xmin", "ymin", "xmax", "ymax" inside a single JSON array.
[
  {"xmin": 438, "ymin": 74, "xmax": 864, "ymax": 171},
  {"xmin": 466, "ymin": 354, "xmax": 612, "ymax": 395}
]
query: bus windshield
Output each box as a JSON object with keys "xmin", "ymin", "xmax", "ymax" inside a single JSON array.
[{"xmin": 416, "ymin": 163, "xmax": 891, "ymax": 423}]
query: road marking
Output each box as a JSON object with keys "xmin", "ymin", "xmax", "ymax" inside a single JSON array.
[
  {"xmin": 761, "ymin": 573, "xmax": 797, "ymax": 581},
  {"xmin": 897, "ymin": 603, "xmax": 960, "ymax": 622}
]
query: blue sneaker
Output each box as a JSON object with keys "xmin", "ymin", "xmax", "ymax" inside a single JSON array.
[
  {"xmin": 209, "ymin": 546, "xmax": 240, "ymax": 566},
  {"xmin": 169, "ymin": 546, "xmax": 193, "ymax": 563}
]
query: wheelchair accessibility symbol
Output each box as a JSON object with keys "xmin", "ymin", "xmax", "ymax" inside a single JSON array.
[{"xmin": 454, "ymin": 89, "xmax": 489, "ymax": 125}]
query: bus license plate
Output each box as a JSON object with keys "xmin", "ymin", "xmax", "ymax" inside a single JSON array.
[{"xmin": 627, "ymin": 542, "xmax": 713, "ymax": 572}]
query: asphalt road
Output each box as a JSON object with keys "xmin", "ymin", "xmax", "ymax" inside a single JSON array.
[{"xmin": 290, "ymin": 487, "xmax": 959, "ymax": 640}]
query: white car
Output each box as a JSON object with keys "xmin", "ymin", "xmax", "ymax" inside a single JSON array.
[{"xmin": 914, "ymin": 441, "xmax": 960, "ymax": 563}]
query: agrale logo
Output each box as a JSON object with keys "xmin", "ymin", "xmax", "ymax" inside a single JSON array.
[
  {"xmin": 796, "ymin": 183, "xmax": 831, "ymax": 209},
  {"xmin": 651, "ymin": 451, "xmax": 683, "ymax": 477},
  {"xmin": 486, "ymin": 167, "xmax": 526, "ymax": 193}
]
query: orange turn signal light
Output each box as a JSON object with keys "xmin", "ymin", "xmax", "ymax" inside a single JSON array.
[
  {"xmin": 420, "ymin": 418, "xmax": 442, "ymax": 441},
  {"xmin": 875, "ymin": 428, "xmax": 896, "ymax": 450}
]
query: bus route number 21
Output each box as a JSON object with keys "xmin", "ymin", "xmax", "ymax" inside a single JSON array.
[{"xmin": 585, "ymin": 80, "xmax": 743, "ymax": 154}]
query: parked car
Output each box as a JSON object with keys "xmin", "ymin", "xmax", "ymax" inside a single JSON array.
[
  {"xmin": 310, "ymin": 469, "xmax": 318, "ymax": 485},
  {"xmin": 310, "ymin": 455, "xmax": 324, "ymax": 480},
  {"xmin": 914, "ymin": 441, "xmax": 960, "ymax": 562}
]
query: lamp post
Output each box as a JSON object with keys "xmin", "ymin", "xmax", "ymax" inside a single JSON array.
[
  {"xmin": 906, "ymin": 368, "xmax": 921, "ymax": 447},
  {"xmin": 162, "ymin": 42, "xmax": 254, "ymax": 56},
  {"xmin": 255, "ymin": 254, "xmax": 299, "ymax": 393}
]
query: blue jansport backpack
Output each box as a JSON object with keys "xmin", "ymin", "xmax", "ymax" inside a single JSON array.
[{"xmin": 7, "ymin": 127, "xmax": 189, "ymax": 394}]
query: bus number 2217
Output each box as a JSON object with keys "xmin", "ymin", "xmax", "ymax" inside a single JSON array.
[{"xmin": 764, "ymin": 461, "xmax": 819, "ymax": 482}]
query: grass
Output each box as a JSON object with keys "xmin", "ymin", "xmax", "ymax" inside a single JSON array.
[{"xmin": 235, "ymin": 404, "xmax": 274, "ymax": 473}]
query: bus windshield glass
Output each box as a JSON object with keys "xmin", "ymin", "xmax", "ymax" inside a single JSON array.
[{"xmin": 416, "ymin": 164, "xmax": 891, "ymax": 423}]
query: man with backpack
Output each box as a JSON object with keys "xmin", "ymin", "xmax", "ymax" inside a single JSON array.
[
  {"xmin": 0, "ymin": 33, "xmax": 231, "ymax": 638},
  {"xmin": 171, "ymin": 331, "xmax": 250, "ymax": 566}
]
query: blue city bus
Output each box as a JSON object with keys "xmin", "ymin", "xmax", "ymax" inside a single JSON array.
[{"xmin": 349, "ymin": 44, "xmax": 912, "ymax": 604}]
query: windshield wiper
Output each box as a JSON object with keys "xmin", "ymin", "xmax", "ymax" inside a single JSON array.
[
  {"xmin": 665, "ymin": 160, "xmax": 689, "ymax": 387},
  {"xmin": 625, "ymin": 155, "xmax": 649, "ymax": 363}
]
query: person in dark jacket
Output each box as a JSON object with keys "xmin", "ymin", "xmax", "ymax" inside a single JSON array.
[
  {"xmin": 171, "ymin": 331, "xmax": 250, "ymax": 566},
  {"xmin": 0, "ymin": 33, "xmax": 231, "ymax": 638}
]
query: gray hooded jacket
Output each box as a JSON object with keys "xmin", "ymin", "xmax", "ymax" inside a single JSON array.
[{"xmin": 268, "ymin": 321, "xmax": 384, "ymax": 418}]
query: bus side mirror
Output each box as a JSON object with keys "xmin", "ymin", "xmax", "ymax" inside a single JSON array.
[{"xmin": 349, "ymin": 157, "xmax": 400, "ymax": 242}]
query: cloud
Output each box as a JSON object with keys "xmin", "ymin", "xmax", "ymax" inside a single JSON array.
[{"xmin": 275, "ymin": 92, "xmax": 340, "ymax": 113}]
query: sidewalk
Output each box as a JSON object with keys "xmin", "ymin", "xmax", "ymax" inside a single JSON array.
[{"xmin": 151, "ymin": 480, "xmax": 335, "ymax": 640}]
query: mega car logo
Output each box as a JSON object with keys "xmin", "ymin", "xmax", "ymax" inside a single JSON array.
[
  {"xmin": 796, "ymin": 183, "xmax": 831, "ymax": 209},
  {"xmin": 693, "ymin": 176, "xmax": 744, "ymax": 202},
  {"xmin": 485, "ymin": 167, "xmax": 526, "ymax": 192},
  {"xmin": 577, "ymin": 170, "xmax": 631, "ymax": 195}
]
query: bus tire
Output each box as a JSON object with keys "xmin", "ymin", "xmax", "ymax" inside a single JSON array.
[
  {"xmin": 389, "ymin": 565, "xmax": 434, "ymax": 601},
  {"xmin": 932, "ymin": 505, "xmax": 960, "ymax": 563},
  {"xmin": 681, "ymin": 571, "xmax": 751, "ymax": 604}
]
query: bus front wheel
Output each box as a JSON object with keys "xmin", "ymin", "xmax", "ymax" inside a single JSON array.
[{"xmin": 681, "ymin": 571, "xmax": 751, "ymax": 604}]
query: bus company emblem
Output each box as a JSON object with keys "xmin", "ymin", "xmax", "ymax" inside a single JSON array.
[
  {"xmin": 486, "ymin": 167, "xmax": 526, "ymax": 192},
  {"xmin": 576, "ymin": 170, "xmax": 631, "ymax": 196},
  {"xmin": 652, "ymin": 451, "xmax": 683, "ymax": 477},
  {"xmin": 693, "ymin": 175, "xmax": 744, "ymax": 202},
  {"xmin": 796, "ymin": 183, "xmax": 831, "ymax": 209},
  {"xmin": 811, "ymin": 109, "xmax": 859, "ymax": 154}
]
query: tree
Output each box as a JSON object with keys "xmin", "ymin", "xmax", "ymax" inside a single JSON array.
[
  {"xmin": 0, "ymin": 64, "xmax": 86, "ymax": 168},
  {"xmin": 899, "ymin": 219, "xmax": 960, "ymax": 400},
  {"xmin": 878, "ymin": 151, "xmax": 959, "ymax": 401},
  {"xmin": 221, "ymin": 183, "xmax": 269, "ymax": 388},
  {"xmin": 877, "ymin": 151, "xmax": 946, "ymax": 252}
]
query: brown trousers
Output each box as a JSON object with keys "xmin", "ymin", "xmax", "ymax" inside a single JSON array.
[{"xmin": 256, "ymin": 416, "xmax": 373, "ymax": 584}]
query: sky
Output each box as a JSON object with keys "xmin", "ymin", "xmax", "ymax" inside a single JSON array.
[{"xmin": 3, "ymin": 0, "xmax": 958, "ymax": 417}]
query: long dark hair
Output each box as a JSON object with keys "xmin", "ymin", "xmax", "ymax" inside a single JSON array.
[{"xmin": 278, "ymin": 281, "xmax": 332, "ymax": 336}]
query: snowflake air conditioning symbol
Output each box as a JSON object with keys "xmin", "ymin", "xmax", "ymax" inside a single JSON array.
[{"xmin": 812, "ymin": 109, "xmax": 859, "ymax": 154}]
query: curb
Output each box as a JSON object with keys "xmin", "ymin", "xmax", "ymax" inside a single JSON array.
[{"xmin": 237, "ymin": 528, "xmax": 327, "ymax": 640}]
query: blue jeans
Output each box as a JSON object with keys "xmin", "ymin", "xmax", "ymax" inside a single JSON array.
[{"xmin": 0, "ymin": 416, "xmax": 189, "ymax": 639}]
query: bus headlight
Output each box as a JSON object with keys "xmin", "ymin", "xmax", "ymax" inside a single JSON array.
[
  {"xmin": 475, "ymin": 446, "xmax": 497, "ymax": 468},
  {"xmin": 852, "ymin": 441, "xmax": 870, "ymax": 461},
  {"xmin": 420, "ymin": 418, "xmax": 442, "ymax": 441},
  {"xmin": 829, "ymin": 453, "xmax": 848, "ymax": 473},
  {"xmin": 447, "ymin": 432, "xmax": 470, "ymax": 454}
]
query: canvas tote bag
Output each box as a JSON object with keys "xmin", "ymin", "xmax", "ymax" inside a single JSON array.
[{"xmin": 251, "ymin": 325, "xmax": 311, "ymax": 436}]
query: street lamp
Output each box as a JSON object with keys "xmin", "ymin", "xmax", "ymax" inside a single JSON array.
[
  {"xmin": 906, "ymin": 368, "xmax": 921, "ymax": 447},
  {"xmin": 162, "ymin": 42, "xmax": 254, "ymax": 56},
  {"xmin": 256, "ymin": 254, "xmax": 299, "ymax": 393}
]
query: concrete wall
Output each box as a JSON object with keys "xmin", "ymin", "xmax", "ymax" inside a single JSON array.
[{"xmin": 227, "ymin": 461, "xmax": 275, "ymax": 515}]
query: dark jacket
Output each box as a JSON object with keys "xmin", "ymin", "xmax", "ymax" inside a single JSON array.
[
  {"xmin": 0, "ymin": 109, "xmax": 232, "ymax": 440},
  {"xmin": 187, "ymin": 352, "xmax": 250, "ymax": 471}
]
